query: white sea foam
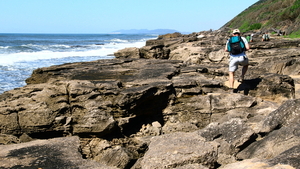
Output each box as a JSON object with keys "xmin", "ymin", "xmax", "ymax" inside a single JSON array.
[
  {"xmin": 108, "ymin": 38, "xmax": 129, "ymax": 43},
  {"xmin": 0, "ymin": 33, "xmax": 157, "ymax": 94},
  {"xmin": 0, "ymin": 41, "xmax": 146, "ymax": 66}
]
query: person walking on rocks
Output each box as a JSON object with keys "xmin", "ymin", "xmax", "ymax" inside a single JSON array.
[
  {"xmin": 224, "ymin": 29, "xmax": 250, "ymax": 89},
  {"xmin": 262, "ymin": 32, "xmax": 270, "ymax": 41}
]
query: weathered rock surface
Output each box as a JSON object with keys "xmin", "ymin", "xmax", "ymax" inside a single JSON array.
[
  {"xmin": 1, "ymin": 29, "xmax": 300, "ymax": 168},
  {"xmin": 133, "ymin": 132, "xmax": 219, "ymax": 169},
  {"xmin": 237, "ymin": 99, "xmax": 300, "ymax": 162},
  {"xmin": 219, "ymin": 158, "xmax": 296, "ymax": 169},
  {"xmin": 0, "ymin": 136, "xmax": 117, "ymax": 169}
]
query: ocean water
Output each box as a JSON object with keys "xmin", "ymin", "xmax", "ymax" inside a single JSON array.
[{"xmin": 0, "ymin": 33, "xmax": 158, "ymax": 94}]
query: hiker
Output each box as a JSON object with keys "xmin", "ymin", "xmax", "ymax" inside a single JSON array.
[
  {"xmin": 224, "ymin": 29, "xmax": 250, "ymax": 89},
  {"xmin": 250, "ymin": 33, "xmax": 254, "ymax": 42},
  {"xmin": 262, "ymin": 32, "xmax": 270, "ymax": 41},
  {"xmin": 246, "ymin": 35, "xmax": 251, "ymax": 42}
]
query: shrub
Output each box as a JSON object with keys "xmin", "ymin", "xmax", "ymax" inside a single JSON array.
[{"xmin": 249, "ymin": 23, "xmax": 262, "ymax": 30}]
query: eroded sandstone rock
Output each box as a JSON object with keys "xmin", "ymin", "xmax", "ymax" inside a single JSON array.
[
  {"xmin": 1, "ymin": 29, "xmax": 300, "ymax": 168},
  {"xmin": 0, "ymin": 136, "xmax": 117, "ymax": 169}
]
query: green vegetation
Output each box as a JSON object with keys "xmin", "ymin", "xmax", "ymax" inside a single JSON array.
[
  {"xmin": 249, "ymin": 23, "xmax": 262, "ymax": 30},
  {"xmin": 239, "ymin": 22, "xmax": 262, "ymax": 32},
  {"xmin": 285, "ymin": 29, "xmax": 300, "ymax": 38},
  {"xmin": 239, "ymin": 21, "xmax": 250, "ymax": 32},
  {"xmin": 222, "ymin": 0, "xmax": 300, "ymax": 38},
  {"xmin": 280, "ymin": 0, "xmax": 300, "ymax": 21}
]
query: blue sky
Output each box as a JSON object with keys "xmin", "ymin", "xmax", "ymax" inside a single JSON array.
[{"xmin": 1, "ymin": 0, "xmax": 259, "ymax": 34}]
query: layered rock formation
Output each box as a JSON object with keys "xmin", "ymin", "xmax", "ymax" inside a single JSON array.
[{"xmin": 1, "ymin": 29, "xmax": 300, "ymax": 168}]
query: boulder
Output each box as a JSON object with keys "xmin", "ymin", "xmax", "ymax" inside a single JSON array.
[
  {"xmin": 135, "ymin": 132, "xmax": 219, "ymax": 169},
  {"xmin": 236, "ymin": 99, "xmax": 300, "ymax": 161},
  {"xmin": 114, "ymin": 47, "xmax": 140, "ymax": 59}
]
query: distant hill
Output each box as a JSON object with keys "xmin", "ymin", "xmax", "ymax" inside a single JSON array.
[
  {"xmin": 221, "ymin": 0, "xmax": 300, "ymax": 36},
  {"xmin": 111, "ymin": 29, "xmax": 179, "ymax": 34}
]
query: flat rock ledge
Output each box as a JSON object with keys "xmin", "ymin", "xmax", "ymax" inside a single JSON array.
[{"xmin": 1, "ymin": 29, "xmax": 300, "ymax": 169}]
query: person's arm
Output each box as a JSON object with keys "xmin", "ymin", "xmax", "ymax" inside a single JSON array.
[
  {"xmin": 242, "ymin": 37, "xmax": 250, "ymax": 51},
  {"xmin": 224, "ymin": 41, "xmax": 229, "ymax": 52},
  {"xmin": 245, "ymin": 42, "xmax": 250, "ymax": 51}
]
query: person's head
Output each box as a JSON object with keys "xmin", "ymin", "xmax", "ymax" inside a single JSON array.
[{"xmin": 232, "ymin": 29, "xmax": 240, "ymax": 36}]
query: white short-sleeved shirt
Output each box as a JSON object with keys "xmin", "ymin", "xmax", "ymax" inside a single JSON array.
[{"xmin": 226, "ymin": 36, "xmax": 248, "ymax": 57}]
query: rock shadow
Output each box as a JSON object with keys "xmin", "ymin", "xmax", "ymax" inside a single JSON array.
[
  {"xmin": 234, "ymin": 78, "xmax": 262, "ymax": 95},
  {"xmin": 120, "ymin": 87, "xmax": 173, "ymax": 137}
]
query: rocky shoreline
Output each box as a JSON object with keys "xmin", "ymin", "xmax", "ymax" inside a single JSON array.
[{"xmin": 1, "ymin": 29, "xmax": 300, "ymax": 169}]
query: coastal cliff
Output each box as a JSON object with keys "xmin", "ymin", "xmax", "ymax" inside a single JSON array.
[{"xmin": 1, "ymin": 29, "xmax": 300, "ymax": 168}]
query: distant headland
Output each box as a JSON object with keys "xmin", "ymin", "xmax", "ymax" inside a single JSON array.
[{"xmin": 110, "ymin": 29, "xmax": 181, "ymax": 34}]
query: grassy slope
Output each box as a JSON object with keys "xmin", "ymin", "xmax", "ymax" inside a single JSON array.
[{"xmin": 222, "ymin": 0, "xmax": 300, "ymax": 37}]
